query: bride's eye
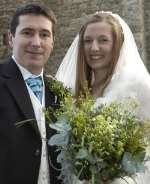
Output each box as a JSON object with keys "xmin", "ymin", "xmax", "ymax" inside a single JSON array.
[
  {"xmin": 84, "ymin": 39, "xmax": 92, "ymax": 44},
  {"xmin": 98, "ymin": 38, "xmax": 109, "ymax": 43}
]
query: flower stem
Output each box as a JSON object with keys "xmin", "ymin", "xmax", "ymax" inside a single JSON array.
[{"xmin": 91, "ymin": 172, "xmax": 95, "ymax": 184}]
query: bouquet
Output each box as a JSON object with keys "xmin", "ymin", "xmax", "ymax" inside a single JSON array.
[{"xmin": 46, "ymin": 83, "xmax": 150, "ymax": 184}]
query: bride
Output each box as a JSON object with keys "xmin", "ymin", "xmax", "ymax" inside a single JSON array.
[{"xmin": 55, "ymin": 11, "xmax": 150, "ymax": 184}]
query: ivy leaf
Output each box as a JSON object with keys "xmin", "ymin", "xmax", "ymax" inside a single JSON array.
[
  {"xmin": 76, "ymin": 148, "xmax": 89, "ymax": 159},
  {"xmin": 49, "ymin": 117, "xmax": 71, "ymax": 146},
  {"xmin": 122, "ymin": 152, "xmax": 146, "ymax": 174},
  {"xmin": 49, "ymin": 117, "xmax": 71, "ymax": 132},
  {"xmin": 48, "ymin": 131, "xmax": 69, "ymax": 146}
]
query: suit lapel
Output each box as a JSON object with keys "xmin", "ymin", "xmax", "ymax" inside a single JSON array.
[
  {"xmin": 2, "ymin": 59, "xmax": 40, "ymax": 135},
  {"xmin": 2, "ymin": 60, "xmax": 59, "ymax": 137}
]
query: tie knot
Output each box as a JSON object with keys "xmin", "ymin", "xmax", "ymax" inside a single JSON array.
[
  {"xmin": 26, "ymin": 76, "xmax": 43, "ymax": 92},
  {"xmin": 25, "ymin": 76, "xmax": 43, "ymax": 103}
]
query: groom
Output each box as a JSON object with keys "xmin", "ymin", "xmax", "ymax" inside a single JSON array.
[{"xmin": 0, "ymin": 3, "xmax": 61, "ymax": 184}]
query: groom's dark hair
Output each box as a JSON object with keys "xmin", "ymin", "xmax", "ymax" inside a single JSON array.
[{"xmin": 10, "ymin": 3, "xmax": 57, "ymax": 36}]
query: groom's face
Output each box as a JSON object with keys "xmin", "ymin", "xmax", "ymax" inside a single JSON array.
[{"xmin": 9, "ymin": 14, "xmax": 54, "ymax": 75}]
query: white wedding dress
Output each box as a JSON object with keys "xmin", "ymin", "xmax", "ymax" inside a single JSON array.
[{"xmin": 56, "ymin": 12, "xmax": 150, "ymax": 184}]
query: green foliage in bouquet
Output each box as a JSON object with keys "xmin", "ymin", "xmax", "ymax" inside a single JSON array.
[
  {"xmin": 47, "ymin": 86, "xmax": 150, "ymax": 184},
  {"xmin": 45, "ymin": 76, "xmax": 72, "ymax": 123},
  {"xmin": 46, "ymin": 76, "xmax": 71, "ymax": 104}
]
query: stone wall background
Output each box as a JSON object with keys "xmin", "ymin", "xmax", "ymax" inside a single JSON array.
[{"xmin": 0, "ymin": 0, "xmax": 149, "ymax": 75}]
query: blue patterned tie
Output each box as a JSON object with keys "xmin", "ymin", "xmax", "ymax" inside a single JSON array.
[{"xmin": 25, "ymin": 76, "xmax": 43, "ymax": 103}]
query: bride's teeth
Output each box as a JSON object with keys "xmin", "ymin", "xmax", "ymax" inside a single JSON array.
[{"xmin": 91, "ymin": 56, "xmax": 102, "ymax": 59}]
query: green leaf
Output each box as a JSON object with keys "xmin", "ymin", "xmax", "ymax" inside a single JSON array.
[
  {"xmin": 49, "ymin": 117, "xmax": 71, "ymax": 132},
  {"xmin": 76, "ymin": 148, "xmax": 89, "ymax": 159},
  {"xmin": 48, "ymin": 132, "xmax": 69, "ymax": 146},
  {"xmin": 122, "ymin": 152, "xmax": 146, "ymax": 174}
]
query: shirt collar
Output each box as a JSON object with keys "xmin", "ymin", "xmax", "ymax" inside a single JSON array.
[{"xmin": 12, "ymin": 55, "xmax": 44, "ymax": 81}]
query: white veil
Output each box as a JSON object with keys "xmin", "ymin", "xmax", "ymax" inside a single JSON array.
[
  {"xmin": 56, "ymin": 34, "xmax": 79, "ymax": 94},
  {"xmin": 56, "ymin": 12, "xmax": 150, "ymax": 120}
]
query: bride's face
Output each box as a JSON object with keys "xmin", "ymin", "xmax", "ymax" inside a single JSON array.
[{"xmin": 83, "ymin": 21, "xmax": 114, "ymax": 72}]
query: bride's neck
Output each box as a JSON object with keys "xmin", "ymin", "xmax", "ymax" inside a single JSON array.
[{"xmin": 92, "ymin": 68, "xmax": 108, "ymax": 98}]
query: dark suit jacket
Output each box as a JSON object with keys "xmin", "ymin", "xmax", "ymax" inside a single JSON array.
[{"xmin": 0, "ymin": 58, "xmax": 61, "ymax": 184}]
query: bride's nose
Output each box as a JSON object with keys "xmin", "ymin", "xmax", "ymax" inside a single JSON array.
[{"xmin": 91, "ymin": 40, "xmax": 99, "ymax": 51}]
